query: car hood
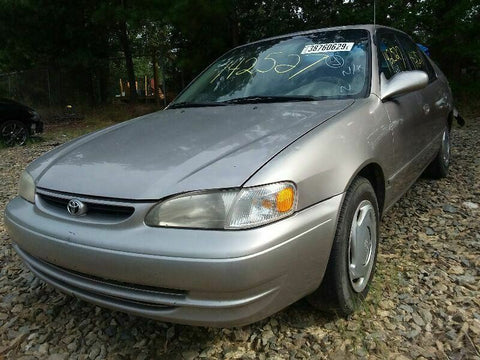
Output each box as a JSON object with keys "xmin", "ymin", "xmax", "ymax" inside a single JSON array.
[{"xmin": 30, "ymin": 100, "xmax": 353, "ymax": 200}]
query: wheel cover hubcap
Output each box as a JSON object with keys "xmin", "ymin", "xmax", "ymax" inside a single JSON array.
[{"xmin": 348, "ymin": 200, "xmax": 377, "ymax": 293}]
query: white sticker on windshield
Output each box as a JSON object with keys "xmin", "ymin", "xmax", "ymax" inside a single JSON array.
[{"xmin": 301, "ymin": 42, "xmax": 354, "ymax": 54}]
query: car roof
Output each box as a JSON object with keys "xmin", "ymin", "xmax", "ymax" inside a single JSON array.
[{"xmin": 241, "ymin": 24, "xmax": 408, "ymax": 48}]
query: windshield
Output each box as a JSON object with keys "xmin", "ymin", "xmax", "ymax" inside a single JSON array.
[{"xmin": 172, "ymin": 29, "xmax": 370, "ymax": 106}]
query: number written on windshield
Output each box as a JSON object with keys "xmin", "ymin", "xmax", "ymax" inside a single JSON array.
[{"xmin": 210, "ymin": 52, "xmax": 333, "ymax": 83}]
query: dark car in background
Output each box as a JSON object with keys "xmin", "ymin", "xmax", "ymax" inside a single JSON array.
[{"xmin": 0, "ymin": 98, "xmax": 43, "ymax": 146}]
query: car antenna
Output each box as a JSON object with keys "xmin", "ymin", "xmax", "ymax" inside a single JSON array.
[{"xmin": 373, "ymin": 0, "xmax": 376, "ymax": 27}]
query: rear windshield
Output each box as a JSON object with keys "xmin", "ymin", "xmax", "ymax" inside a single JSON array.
[{"xmin": 173, "ymin": 29, "xmax": 370, "ymax": 104}]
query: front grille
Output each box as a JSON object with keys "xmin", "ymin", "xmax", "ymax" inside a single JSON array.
[
  {"xmin": 18, "ymin": 247, "xmax": 185, "ymax": 310},
  {"xmin": 36, "ymin": 189, "xmax": 135, "ymax": 222},
  {"xmin": 50, "ymin": 260, "xmax": 187, "ymax": 300}
]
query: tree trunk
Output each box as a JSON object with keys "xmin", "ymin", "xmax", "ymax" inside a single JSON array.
[
  {"xmin": 99, "ymin": 61, "xmax": 110, "ymax": 104},
  {"xmin": 152, "ymin": 51, "xmax": 160, "ymax": 106},
  {"xmin": 118, "ymin": 19, "xmax": 137, "ymax": 102},
  {"xmin": 160, "ymin": 48, "xmax": 167, "ymax": 107},
  {"xmin": 229, "ymin": 4, "xmax": 240, "ymax": 47}
]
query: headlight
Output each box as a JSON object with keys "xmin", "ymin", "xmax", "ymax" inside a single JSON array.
[
  {"xmin": 145, "ymin": 182, "xmax": 297, "ymax": 229},
  {"xmin": 19, "ymin": 170, "xmax": 35, "ymax": 203}
]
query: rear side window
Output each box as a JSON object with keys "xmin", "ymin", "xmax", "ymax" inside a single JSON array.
[
  {"xmin": 396, "ymin": 34, "xmax": 437, "ymax": 82},
  {"xmin": 377, "ymin": 32, "xmax": 408, "ymax": 79}
]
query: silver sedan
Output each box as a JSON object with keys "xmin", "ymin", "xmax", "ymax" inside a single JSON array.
[{"xmin": 5, "ymin": 25, "xmax": 453, "ymax": 327}]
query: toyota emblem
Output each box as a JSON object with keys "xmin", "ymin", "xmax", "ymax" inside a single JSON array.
[{"xmin": 67, "ymin": 199, "xmax": 88, "ymax": 216}]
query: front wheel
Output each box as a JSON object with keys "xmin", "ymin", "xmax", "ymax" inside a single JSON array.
[
  {"xmin": 1, "ymin": 120, "xmax": 29, "ymax": 146},
  {"xmin": 308, "ymin": 177, "xmax": 379, "ymax": 316}
]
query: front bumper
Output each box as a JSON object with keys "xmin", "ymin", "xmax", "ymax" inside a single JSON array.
[
  {"xmin": 5, "ymin": 194, "xmax": 342, "ymax": 327},
  {"xmin": 32, "ymin": 119, "xmax": 43, "ymax": 134},
  {"xmin": 28, "ymin": 118, "xmax": 43, "ymax": 135}
]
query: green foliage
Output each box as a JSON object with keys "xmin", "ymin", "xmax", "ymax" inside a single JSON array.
[{"xmin": 0, "ymin": 0, "xmax": 478, "ymax": 104}]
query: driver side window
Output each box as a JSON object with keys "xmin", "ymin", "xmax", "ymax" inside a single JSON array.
[{"xmin": 377, "ymin": 32, "xmax": 408, "ymax": 79}]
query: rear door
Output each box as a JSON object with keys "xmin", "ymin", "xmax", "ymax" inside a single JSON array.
[{"xmin": 395, "ymin": 32, "xmax": 447, "ymax": 152}]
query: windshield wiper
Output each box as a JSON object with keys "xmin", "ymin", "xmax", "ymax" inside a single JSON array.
[
  {"xmin": 169, "ymin": 101, "xmax": 227, "ymax": 109},
  {"xmin": 223, "ymin": 95, "xmax": 317, "ymax": 104},
  {"xmin": 170, "ymin": 96, "xmax": 317, "ymax": 108}
]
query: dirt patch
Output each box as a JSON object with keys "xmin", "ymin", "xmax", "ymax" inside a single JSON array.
[{"xmin": 0, "ymin": 120, "xmax": 479, "ymax": 359}]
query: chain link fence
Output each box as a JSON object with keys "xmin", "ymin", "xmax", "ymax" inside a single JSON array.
[
  {"xmin": 0, "ymin": 68, "xmax": 93, "ymax": 108},
  {"xmin": 0, "ymin": 69, "xmax": 51, "ymax": 106},
  {"xmin": 0, "ymin": 64, "xmax": 180, "ymax": 111}
]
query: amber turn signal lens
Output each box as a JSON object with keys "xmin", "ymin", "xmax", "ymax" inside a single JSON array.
[{"xmin": 276, "ymin": 187, "xmax": 295, "ymax": 212}]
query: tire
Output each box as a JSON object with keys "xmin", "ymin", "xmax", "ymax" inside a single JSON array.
[
  {"xmin": 1, "ymin": 120, "xmax": 29, "ymax": 146},
  {"xmin": 308, "ymin": 177, "xmax": 379, "ymax": 316},
  {"xmin": 424, "ymin": 126, "xmax": 450, "ymax": 179}
]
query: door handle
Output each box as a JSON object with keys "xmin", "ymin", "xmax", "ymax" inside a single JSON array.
[{"xmin": 423, "ymin": 104, "xmax": 430, "ymax": 115}]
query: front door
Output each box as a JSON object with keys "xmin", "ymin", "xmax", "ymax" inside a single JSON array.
[{"xmin": 377, "ymin": 30, "xmax": 426, "ymax": 204}]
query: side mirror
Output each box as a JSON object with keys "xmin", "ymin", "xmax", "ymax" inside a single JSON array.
[{"xmin": 380, "ymin": 71, "xmax": 429, "ymax": 101}]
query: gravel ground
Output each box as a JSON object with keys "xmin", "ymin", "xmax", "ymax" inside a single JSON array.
[{"xmin": 0, "ymin": 119, "xmax": 479, "ymax": 360}]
